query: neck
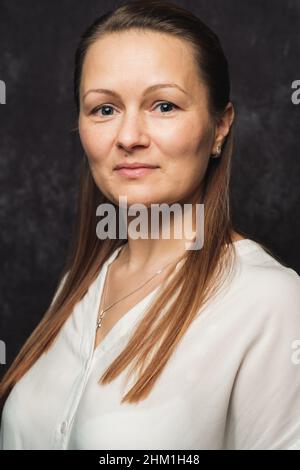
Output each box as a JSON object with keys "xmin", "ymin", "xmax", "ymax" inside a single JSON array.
[{"xmin": 117, "ymin": 202, "xmax": 202, "ymax": 273}]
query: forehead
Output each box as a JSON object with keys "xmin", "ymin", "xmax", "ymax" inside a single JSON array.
[{"xmin": 80, "ymin": 30, "xmax": 204, "ymax": 97}]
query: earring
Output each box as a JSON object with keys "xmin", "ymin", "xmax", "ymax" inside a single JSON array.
[{"xmin": 211, "ymin": 144, "xmax": 222, "ymax": 159}]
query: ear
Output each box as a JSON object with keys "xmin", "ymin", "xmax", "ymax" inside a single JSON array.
[{"xmin": 211, "ymin": 102, "xmax": 235, "ymax": 154}]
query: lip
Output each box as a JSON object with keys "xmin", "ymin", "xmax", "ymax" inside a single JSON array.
[
  {"xmin": 115, "ymin": 167, "xmax": 158, "ymax": 178},
  {"xmin": 114, "ymin": 162, "xmax": 159, "ymax": 170}
]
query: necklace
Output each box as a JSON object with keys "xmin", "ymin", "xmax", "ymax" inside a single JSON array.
[{"xmin": 96, "ymin": 246, "xmax": 184, "ymax": 331}]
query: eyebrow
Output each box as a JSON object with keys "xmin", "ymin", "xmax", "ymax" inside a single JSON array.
[{"xmin": 82, "ymin": 83, "xmax": 188, "ymax": 100}]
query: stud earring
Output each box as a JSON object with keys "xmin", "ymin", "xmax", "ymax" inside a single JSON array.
[{"xmin": 211, "ymin": 144, "xmax": 222, "ymax": 159}]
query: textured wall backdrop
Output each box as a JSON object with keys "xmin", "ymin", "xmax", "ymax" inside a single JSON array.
[{"xmin": 0, "ymin": 0, "xmax": 299, "ymax": 373}]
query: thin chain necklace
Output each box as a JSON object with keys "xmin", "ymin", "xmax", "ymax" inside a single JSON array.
[{"xmin": 96, "ymin": 245, "xmax": 184, "ymax": 331}]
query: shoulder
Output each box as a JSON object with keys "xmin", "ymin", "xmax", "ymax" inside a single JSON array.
[
  {"xmin": 230, "ymin": 240, "xmax": 300, "ymax": 324},
  {"xmin": 233, "ymin": 239, "xmax": 300, "ymax": 292}
]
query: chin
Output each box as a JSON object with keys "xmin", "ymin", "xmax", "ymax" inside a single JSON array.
[
  {"xmin": 121, "ymin": 197, "xmax": 154, "ymax": 208},
  {"xmin": 111, "ymin": 192, "xmax": 159, "ymax": 208}
]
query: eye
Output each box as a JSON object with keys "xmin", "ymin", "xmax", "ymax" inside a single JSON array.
[
  {"xmin": 90, "ymin": 100, "xmax": 179, "ymax": 117},
  {"xmin": 153, "ymin": 101, "xmax": 179, "ymax": 113},
  {"xmin": 90, "ymin": 104, "xmax": 116, "ymax": 116}
]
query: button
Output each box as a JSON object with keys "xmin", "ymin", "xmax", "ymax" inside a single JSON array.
[{"xmin": 60, "ymin": 421, "xmax": 68, "ymax": 434}]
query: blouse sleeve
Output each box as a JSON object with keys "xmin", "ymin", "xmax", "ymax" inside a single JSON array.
[{"xmin": 224, "ymin": 270, "xmax": 300, "ymax": 450}]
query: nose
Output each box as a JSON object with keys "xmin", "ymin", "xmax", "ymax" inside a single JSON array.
[{"xmin": 115, "ymin": 110, "xmax": 150, "ymax": 153}]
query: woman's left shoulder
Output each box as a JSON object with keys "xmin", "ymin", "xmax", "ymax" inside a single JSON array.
[{"xmin": 232, "ymin": 243, "xmax": 300, "ymax": 320}]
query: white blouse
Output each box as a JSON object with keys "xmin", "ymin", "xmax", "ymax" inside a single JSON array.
[{"xmin": 1, "ymin": 239, "xmax": 300, "ymax": 450}]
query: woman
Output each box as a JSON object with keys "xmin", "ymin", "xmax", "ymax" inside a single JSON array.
[{"xmin": 1, "ymin": 0, "xmax": 300, "ymax": 450}]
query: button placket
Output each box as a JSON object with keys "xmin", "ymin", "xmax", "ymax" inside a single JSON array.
[
  {"xmin": 53, "ymin": 248, "xmax": 128, "ymax": 449},
  {"xmin": 60, "ymin": 421, "xmax": 68, "ymax": 434},
  {"xmin": 55, "ymin": 352, "xmax": 96, "ymax": 449}
]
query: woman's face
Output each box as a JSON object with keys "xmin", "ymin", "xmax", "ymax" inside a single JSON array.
[{"xmin": 79, "ymin": 30, "xmax": 218, "ymax": 207}]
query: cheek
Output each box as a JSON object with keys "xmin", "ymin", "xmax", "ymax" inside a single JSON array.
[
  {"xmin": 159, "ymin": 131, "xmax": 211, "ymax": 200},
  {"xmin": 168, "ymin": 158, "xmax": 207, "ymax": 194},
  {"xmin": 161, "ymin": 122, "xmax": 211, "ymax": 176},
  {"xmin": 159, "ymin": 115, "xmax": 211, "ymax": 157},
  {"xmin": 78, "ymin": 122, "xmax": 109, "ymax": 164}
]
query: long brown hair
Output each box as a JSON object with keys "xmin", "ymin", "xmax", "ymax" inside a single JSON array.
[{"xmin": 1, "ymin": 0, "xmax": 247, "ymax": 405}]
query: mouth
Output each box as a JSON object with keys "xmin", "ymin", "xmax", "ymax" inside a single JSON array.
[{"xmin": 114, "ymin": 166, "xmax": 159, "ymax": 178}]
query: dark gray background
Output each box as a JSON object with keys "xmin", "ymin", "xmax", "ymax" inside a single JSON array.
[{"xmin": 0, "ymin": 0, "xmax": 299, "ymax": 373}]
